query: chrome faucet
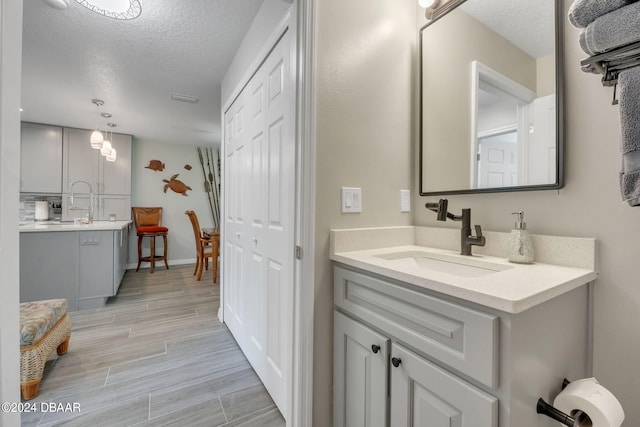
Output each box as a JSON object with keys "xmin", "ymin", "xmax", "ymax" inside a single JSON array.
[
  {"xmin": 425, "ymin": 198, "xmax": 485, "ymax": 256},
  {"xmin": 69, "ymin": 180, "xmax": 94, "ymax": 223}
]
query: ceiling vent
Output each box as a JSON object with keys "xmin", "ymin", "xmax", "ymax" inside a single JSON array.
[{"xmin": 171, "ymin": 93, "xmax": 200, "ymax": 104}]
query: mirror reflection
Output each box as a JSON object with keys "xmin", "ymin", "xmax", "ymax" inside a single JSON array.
[{"xmin": 420, "ymin": 0, "xmax": 562, "ymax": 195}]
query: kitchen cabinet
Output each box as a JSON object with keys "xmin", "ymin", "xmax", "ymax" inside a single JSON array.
[
  {"xmin": 20, "ymin": 222, "xmax": 131, "ymax": 311},
  {"xmin": 62, "ymin": 127, "xmax": 132, "ymax": 221},
  {"xmin": 333, "ymin": 265, "xmax": 590, "ymax": 427},
  {"xmin": 113, "ymin": 224, "xmax": 129, "ymax": 294},
  {"xmin": 20, "ymin": 122, "xmax": 63, "ymax": 193},
  {"xmin": 61, "ymin": 194, "xmax": 131, "ymax": 222},
  {"xmin": 78, "ymin": 230, "xmax": 115, "ymax": 308}
]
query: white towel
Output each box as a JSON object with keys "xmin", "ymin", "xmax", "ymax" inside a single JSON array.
[
  {"xmin": 568, "ymin": 0, "xmax": 636, "ymax": 29},
  {"xmin": 578, "ymin": 2, "xmax": 640, "ymax": 56}
]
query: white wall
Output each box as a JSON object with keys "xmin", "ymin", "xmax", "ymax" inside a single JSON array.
[
  {"xmin": 414, "ymin": 3, "xmax": 640, "ymax": 424},
  {"xmin": 129, "ymin": 138, "xmax": 214, "ymax": 267},
  {"xmin": 313, "ymin": 0, "xmax": 416, "ymax": 424}
]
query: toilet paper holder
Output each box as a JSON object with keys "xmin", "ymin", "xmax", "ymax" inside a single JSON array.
[{"xmin": 537, "ymin": 379, "xmax": 592, "ymax": 427}]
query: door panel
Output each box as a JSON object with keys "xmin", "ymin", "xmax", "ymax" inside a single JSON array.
[
  {"xmin": 222, "ymin": 29, "xmax": 294, "ymax": 421},
  {"xmin": 333, "ymin": 311, "xmax": 388, "ymax": 427},
  {"xmin": 390, "ymin": 343, "xmax": 497, "ymax": 427}
]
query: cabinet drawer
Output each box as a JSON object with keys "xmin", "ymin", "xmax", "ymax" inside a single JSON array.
[{"xmin": 334, "ymin": 266, "xmax": 499, "ymax": 388}]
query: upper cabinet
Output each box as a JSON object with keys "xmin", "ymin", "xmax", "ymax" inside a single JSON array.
[
  {"xmin": 20, "ymin": 123, "xmax": 63, "ymax": 193},
  {"xmin": 62, "ymin": 127, "xmax": 132, "ymax": 195}
]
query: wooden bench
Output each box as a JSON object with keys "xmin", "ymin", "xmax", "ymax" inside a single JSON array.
[{"xmin": 19, "ymin": 299, "xmax": 71, "ymax": 400}]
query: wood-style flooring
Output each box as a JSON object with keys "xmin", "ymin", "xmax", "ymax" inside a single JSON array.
[{"xmin": 21, "ymin": 265, "xmax": 285, "ymax": 427}]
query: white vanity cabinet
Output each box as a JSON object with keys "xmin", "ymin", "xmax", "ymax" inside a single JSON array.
[
  {"xmin": 333, "ymin": 264, "xmax": 590, "ymax": 427},
  {"xmin": 20, "ymin": 122, "xmax": 63, "ymax": 193},
  {"xmin": 62, "ymin": 127, "xmax": 132, "ymax": 221}
]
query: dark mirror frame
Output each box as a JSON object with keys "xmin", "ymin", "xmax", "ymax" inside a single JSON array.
[{"xmin": 419, "ymin": 0, "xmax": 565, "ymax": 196}]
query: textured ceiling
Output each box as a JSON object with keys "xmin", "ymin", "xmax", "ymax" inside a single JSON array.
[
  {"xmin": 21, "ymin": 0, "xmax": 264, "ymax": 146},
  {"xmin": 461, "ymin": 0, "xmax": 555, "ymax": 59}
]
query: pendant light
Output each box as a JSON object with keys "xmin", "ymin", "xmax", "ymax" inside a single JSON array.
[
  {"xmin": 90, "ymin": 99, "xmax": 104, "ymax": 149},
  {"xmin": 105, "ymin": 123, "xmax": 117, "ymax": 162},
  {"xmin": 100, "ymin": 120, "xmax": 113, "ymax": 157}
]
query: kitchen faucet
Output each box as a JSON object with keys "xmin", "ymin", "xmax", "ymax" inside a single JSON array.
[
  {"xmin": 425, "ymin": 198, "xmax": 485, "ymax": 256},
  {"xmin": 69, "ymin": 180, "xmax": 94, "ymax": 223}
]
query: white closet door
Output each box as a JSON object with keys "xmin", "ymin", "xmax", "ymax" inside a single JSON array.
[{"xmin": 223, "ymin": 28, "xmax": 294, "ymax": 421}]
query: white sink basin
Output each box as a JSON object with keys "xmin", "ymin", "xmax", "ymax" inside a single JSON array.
[{"xmin": 374, "ymin": 250, "xmax": 513, "ymax": 278}]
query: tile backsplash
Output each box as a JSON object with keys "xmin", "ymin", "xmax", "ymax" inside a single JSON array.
[{"xmin": 19, "ymin": 194, "xmax": 62, "ymax": 223}]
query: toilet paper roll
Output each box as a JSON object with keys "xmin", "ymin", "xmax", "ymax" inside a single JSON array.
[
  {"xmin": 35, "ymin": 201, "xmax": 49, "ymax": 221},
  {"xmin": 554, "ymin": 377, "xmax": 624, "ymax": 427}
]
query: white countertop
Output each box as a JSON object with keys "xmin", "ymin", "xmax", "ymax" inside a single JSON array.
[
  {"xmin": 330, "ymin": 227, "xmax": 598, "ymax": 314},
  {"xmin": 19, "ymin": 220, "xmax": 132, "ymax": 232}
]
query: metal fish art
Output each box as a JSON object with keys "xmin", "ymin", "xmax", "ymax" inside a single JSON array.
[
  {"xmin": 145, "ymin": 160, "xmax": 165, "ymax": 171},
  {"xmin": 163, "ymin": 174, "xmax": 192, "ymax": 196}
]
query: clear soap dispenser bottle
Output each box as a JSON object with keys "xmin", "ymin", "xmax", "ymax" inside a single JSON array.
[{"xmin": 509, "ymin": 211, "xmax": 534, "ymax": 264}]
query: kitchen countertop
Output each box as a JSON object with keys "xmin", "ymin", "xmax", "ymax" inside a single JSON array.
[
  {"xmin": 330, "ymin": 226, "xmax": 598, "ymax": 314},
  {"xmin": 19, "ymin": 220, "xmax": 132, "ymax": 232}
]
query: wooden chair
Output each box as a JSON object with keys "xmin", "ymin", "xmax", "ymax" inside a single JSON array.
[
  {"xmin": 185, "ymin": 210, "xmax": 216, "ymax": 282},
  {"xmin": 132, "ymin": 207, "xmax": 169, "ymax": 273}
]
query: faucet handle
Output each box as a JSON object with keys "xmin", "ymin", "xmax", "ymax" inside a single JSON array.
[
  {"xmin": 437, "ymin": 199, "xmax": 448, "ymax": 221},
  {"xmin": 474, "ymin": 224, "xmax": 483, "ymax": 238}
]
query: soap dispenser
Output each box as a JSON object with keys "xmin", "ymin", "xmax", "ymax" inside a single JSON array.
[{"xmin": 509, "ymin": 211, "xmax": 534, "ymax": 264}]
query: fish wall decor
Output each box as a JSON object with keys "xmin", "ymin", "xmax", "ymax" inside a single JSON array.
[{"xmin": 145, "ymin": 160, "xmax": 165, "ymax": 171}]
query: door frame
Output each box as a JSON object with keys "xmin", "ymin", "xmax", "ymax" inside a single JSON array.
[
  {"xmin": 219, "ymin": 1, "xmax": 316, "ymax": 425},
  {"xmin": 0, "ymin": 0, "xmax": 24, "ymax": 424}
]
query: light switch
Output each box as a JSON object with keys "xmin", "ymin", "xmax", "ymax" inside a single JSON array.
[
  {"xmin": 341, "ymin": 187, "xmax": 362, "ymax": 213},
  {"xmin": 400, "ymin": 190, "xmax": 411, "ymax": 212}
]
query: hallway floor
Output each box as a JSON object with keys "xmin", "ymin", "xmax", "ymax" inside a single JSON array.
[{"xmin": 21, "ymin": 265, "xmax": 285, "ymax": 427}]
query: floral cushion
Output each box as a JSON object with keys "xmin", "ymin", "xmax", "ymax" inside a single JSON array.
[{"xmin": 20, "ymin": 299, "xmax": 68, "ymax": 347}]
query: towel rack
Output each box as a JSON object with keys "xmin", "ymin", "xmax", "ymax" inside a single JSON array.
[{"xmin": 581, "ymin": 39, "xmax": 640, "ymax": 87}]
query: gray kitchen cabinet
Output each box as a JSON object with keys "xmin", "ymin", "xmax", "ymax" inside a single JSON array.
[
  {"xmin": 20, "ymin": 122, "xmax": 63, "ymax": 193},
  {"xmin": 61, "ymin": 194, "xmax": 132, "ymax": 222},
  {"xmin": 78, "ymin": 231, "xmax": 114, "ymax": 310},
  {"xmin": 20, "ymin": 223, "xmax": 130, "ymax": 311},
  {"xmin": 113, "ymin": 224, "xmax": 129, "ymax": 294},
  {"xmin": 62, "ymin": 127, "xmax": 132, "ymax": 221},
  {"xmin": 333, "ymin": 265, "xmax": 590, "ymax": 427}
]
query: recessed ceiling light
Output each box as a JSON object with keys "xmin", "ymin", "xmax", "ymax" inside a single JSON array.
[
  {"xmin": 74, "ymin": 0, "xmax": 141, "ymax": 20},
  {"xmin": 171, "ymin": 93, "xmax": 200, "ymax": 104}
]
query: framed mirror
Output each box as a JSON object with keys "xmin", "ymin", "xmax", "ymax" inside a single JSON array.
[{"xmin": 419, "ymin": 0, "xmax": 564, "ymax": 195}]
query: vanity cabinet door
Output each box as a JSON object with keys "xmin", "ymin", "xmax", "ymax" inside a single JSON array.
[
  {"xmin": 334, "ymin": 311, "xmax": 388, "ymax": 427},
  {"xmin": 390, "ymin": 343, "xmax": 498, "ymax": 427}
]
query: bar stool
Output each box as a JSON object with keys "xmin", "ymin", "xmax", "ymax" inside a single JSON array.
[{"xmin": 132, "ymin": 207, "xmax": 169, "ymax": 273}]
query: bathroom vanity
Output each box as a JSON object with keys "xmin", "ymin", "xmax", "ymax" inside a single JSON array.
[
  {"xmin": 20, "ymin": 221, "xmax": 131, "ymax": 311},
  {"xmin": 331, "ymin": 226, "xmax": 597, "ymax": 427}
]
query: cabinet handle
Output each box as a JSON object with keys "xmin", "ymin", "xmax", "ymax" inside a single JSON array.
[
  {"xmin": 391, "ymin": 357, "xmax": 402, "ymax": 368},
  {"xmin": 371, "ymin": 344, "xmax": 380, "ymax": 354}
]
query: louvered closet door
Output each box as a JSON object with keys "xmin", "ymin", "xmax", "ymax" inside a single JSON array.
[{"xmin": 223, "ymin": 28, "xmax": 294, "ymax": 421}]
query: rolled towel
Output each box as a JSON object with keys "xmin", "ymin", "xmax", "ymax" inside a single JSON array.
[
  {"xmin": 568, "ymin": 0, "xmax": 636, "ymax": 29},
  {"xmin": 578, "ymin": 2, "xmax": 640, "ymax": 56},
  {"xmin": 618, "ymin": 67, "xmax": 640, "ymax": 205}
]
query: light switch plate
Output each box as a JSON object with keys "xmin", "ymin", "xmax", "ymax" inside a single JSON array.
[
  {"xmin": 341, "ymin": 187, "xmax": 362, "ymax": 213},
  {"xmin": 400, "ymin": 189, "xmax": 410, "ymax": 212}
]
